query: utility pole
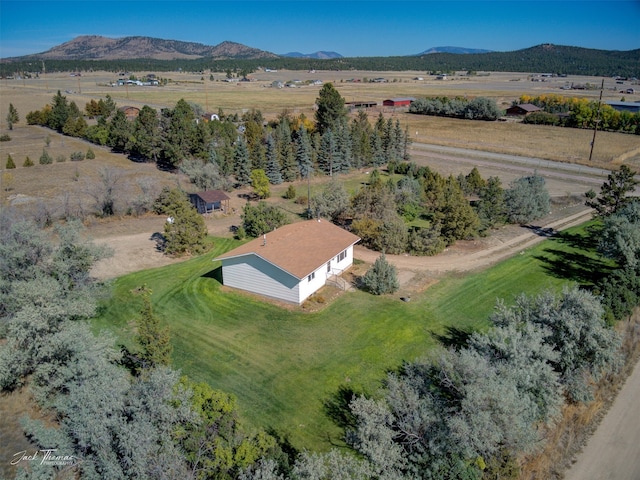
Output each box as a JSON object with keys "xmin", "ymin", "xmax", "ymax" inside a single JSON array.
[{"xmin": 588, "ymin": 78, "xmax": 604, "ymax": 162}]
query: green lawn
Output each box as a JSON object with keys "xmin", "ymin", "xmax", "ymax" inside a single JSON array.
[{"xmin": 93, "ymin": 221, "xmax": 608, "ymax": 451}]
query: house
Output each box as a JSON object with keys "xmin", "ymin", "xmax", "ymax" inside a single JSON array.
[
  {"xmin": 383, "ymin": 97, "xmax": 416, "ymax": 107},
  {"xmin": 606, "ymin": 101, "xmax": 640, "ymax": 113},
  {"xmin": 189, "ymin": 190, "xmax": 230, "ymax": 214},
  {"xmin": 118, "ymin": 106, "xmax": 140, "ymax": 120},
  {"xmin": 214, "ymin": 219, "xmax": 361, "ymax": 304},
  {"xmin": 505, "ymin": 104, "xmax": 542, "ymax": 116}
]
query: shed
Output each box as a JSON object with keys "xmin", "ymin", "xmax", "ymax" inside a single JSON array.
[
  {"xmin": 346, "ymin": 100, "xmax": 378, "ymax": 110},
  {"xmin": 506, "ymin": 104, "xmax": 542, "ymax": 116},
  {"xmin": 214, "ymin": 219, "xmax": 361, "ymax": 304},
  {"xmin": 189, "ymin": 190, "xmax": 230, "ymax": 214},
  {"xmin": 383, "ymin": 97, "xmax": 416, "ymax": 107}
]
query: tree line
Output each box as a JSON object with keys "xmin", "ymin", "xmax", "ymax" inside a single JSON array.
[
  {"xmin": 517, "ymin": 94, "xmax": 640, "ymax": 134},
  {"xmin": 24, "ymin": 86, "xmax": 411, "ymax": 182},
  {"xmin": 409, "ymin": 96, "xmax": 502, "ymax": 121}
]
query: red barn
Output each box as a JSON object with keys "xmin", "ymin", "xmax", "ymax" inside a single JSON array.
[{"xmin": 383, "ymin": 97, "xmax": 415, "ymax": 107}]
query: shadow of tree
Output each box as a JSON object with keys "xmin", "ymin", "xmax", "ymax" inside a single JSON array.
[
  {"xmin": 533, "ymin": 247, "xmax": 613, "ymax": 287},
  {"xmin": 434, "ymin": 326, "xmax": 474, "ymax": 350},
  {"xmin": 323, "ymin": 385, "xmax": 363, "ymax": 431},
  {"xmin": 552, "ymin": 225, "xmax": 601, "ymax": 251},
  {"xmin": 150, "ymin": 232, "xmax": 165, "ymax": 252},
  {"xmin": 202, "ymin": 266, "xmax": 223, "ymax": 283}
]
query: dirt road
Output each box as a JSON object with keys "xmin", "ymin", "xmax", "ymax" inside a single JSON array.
[{"xmin": 564, "ymin": 359, "xmax": 640, "ymax": 480}]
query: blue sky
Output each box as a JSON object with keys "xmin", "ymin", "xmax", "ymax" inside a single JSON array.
[{"xmin": 1, "ymin": 0, "xmax": 638, "ymax": 58}]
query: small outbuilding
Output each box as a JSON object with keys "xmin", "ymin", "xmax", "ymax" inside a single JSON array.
[
  {"xmin": 214, "ymin": 219, "xmax": 361, "ymax": 304},
  {"xmin": 118, "ymin": 106, "xmax": 140, "ymax": 120},
  {"xmin": 189, "ymin": 190, "xmax": 230, "ymax": 214},
  {"xmin": 383, "ymin": 97, "xmax": 416, "ymax": 107},
  {"xmin": 505, "ymin": 104, "xmax": 542, "ymax": 116}
]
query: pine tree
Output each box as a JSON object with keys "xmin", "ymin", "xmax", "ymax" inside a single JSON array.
[
  {"xmin": 362, "ymin": 253, "xmax": 399, "ymax": 295},
  {"xmin": 315, "ymin": 83, "xmax": 347, "ymax": 134},
  {"xmin": 295, "ymin": 126, "xmax": 313, "ymax": 178},
  {"xmin": 6, "ymin": 154, "xmax": 16, "ymax": 169},
  {"xmin": 233, "ymin": 136, "xmax": 251, "ymax": 186},
  {"xmin": 23, "ymin": 156, "xmax": 34, "ymax": 167},
  {"xmin": 39, "ymin": 149, "xmax": 53, "ymax": 165},
  {"xmin": 6, "ymin": 103, "xmax": 19, "ymax": 130},
  {"xmin": 136, "ymin": 287, "xmax": 172, "ymax": 369},
  {"xmin": 264, "ymin": 134, "xmax": 283, "ymax": 184},
  {"xmin": 317, "ymin": 129, "xmax": 337, "ymax": 175}
]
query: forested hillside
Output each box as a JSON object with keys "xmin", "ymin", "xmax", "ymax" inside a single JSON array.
[{"xmin": 2, "ymin": 44, "xmax": 638, "ymax": 77}]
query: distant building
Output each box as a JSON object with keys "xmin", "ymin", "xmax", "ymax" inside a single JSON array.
[
  {"xmin": 606, "ymin": 101, "xmax": 640, "ymax": 113},
  {"xmin": 506, "ymin": 104, "xmax": 542, "ymax": 116},
  {"xmin": 383, "ymin": 98, "xmax": 415, "ymax": 107},
  {"xmin": 346, "ymin": 100, "xmax": 378, "ymax": 110}
]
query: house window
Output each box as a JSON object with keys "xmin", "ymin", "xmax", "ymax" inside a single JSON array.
[
  {"xmin": 327, "ymin": 262, "xmax": 331, "ymax": 272},
  {"xmin": 337, "ymin": 250, "xmax": 347, "ymax": 262},
  {"xmin": 308, "ymin": 272, "xmax": 315, "ymax": 282}
]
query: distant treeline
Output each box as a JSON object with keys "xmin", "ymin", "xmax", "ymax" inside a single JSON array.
[
  {"xmin": 517, "ymin": 94, "xmax": 640, "ymax": 134},
  {"xmin": 2, "ymin": 44, "xmax": 639, "ymax": 77}
]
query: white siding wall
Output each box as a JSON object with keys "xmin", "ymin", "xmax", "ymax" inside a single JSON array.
[
  {"xmin": 221, "ymin": 256, "xmax": 300, "ymax": 304},
  {"xmin": 221, "ymin": 245, "xmax": 356, "ymax": 305},
  {"xmin": 299, "ymin": 264, "xmax": 327, "ymax": 303}
]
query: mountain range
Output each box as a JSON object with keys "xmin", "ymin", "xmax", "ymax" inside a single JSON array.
[
  {"xmin": 417, "ymin": 46, "xmax": 493, "ymax": 55},
  {"xmin": 6, "ymin": 35, "xmax": 497, "ymax": 61},
  {"xmin": 280, "ymin": 51, "xmax": 343, "ymax": 59},
  {"xmin": 14, "ymin": 35, "xmax": 279, "ymax": 61}
]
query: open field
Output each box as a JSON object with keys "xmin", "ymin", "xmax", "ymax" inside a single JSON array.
[
  {"xmin": 92, "ymin": 221, "xmax": 608, "ymax": 452},
  {"xmin": 2, "ymin": 69, "xmax": 638, "ymax": 213}
]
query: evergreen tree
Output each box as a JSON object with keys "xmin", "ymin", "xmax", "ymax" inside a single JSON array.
[
  {"xmin": 6, "ymin": 103, "xmax": 19, "ymax": 130},
  {"xmin": 48, "ymin": 90, "xmax": 70, "ymax": 132},
  {"xmin": 234, "ymin": 136, "xmax": 252, "ymax": 186},
  {"xmin": 335, "ymin": 119, "xmax": 352, "ymax": 173},
  {"xmin": 585, "ymin": 165, "xmax": 638, "ymax": 217},
  {"xmin": 162, "ymin": 189, "xmax": 209, "ymax": 256},
  {"xmin": 264, "ymin": 134, "xmax": 283, "ymax": 184},
  {"xmin": 6, "ymin": 154, "xmax": 16, "ymax": 169},
  {"xmin": 135, "ymin": 287, "xmax": 172, "ymax": 368},
  {"xmin": 160, "ymin": 99, "xmax": 199, "ymax": 168},
  {"xmin": 295, "ymin": 125, "xmax": 313, "ymax": 178},
  {"xmin": 315, "ymin": 83, "xmax": 347, "ymax": 134},
  {"xmin": 130, "ymin": 105, "xmax": 161, "ymax": 162},
  {"xmin": 107, "ymin": 109, "xmax": 131, "ymax": 153},
  {"xmin": 370, "ymin": 130, "xmax": 385, "ymax": 167},
  {"xmin": 350, "ymin": 109, "xmax": 373, "ymax": 169},
  {"xmin": 23, "ymin": 156, "xmax": 34, "ymax": 167},
  {"xmin": 317, "ymin": 129, "xmax": 337, "ymax": 175},
  {"xmin": 476, "ymin": 176, "xmax": 507, "ymax": 232},
  {"xmin": 39, "ymin": 148, "xmax": 53, "ymax": 165},
  {"xmin": 362, "ymin": 253, "xmax": 399, "ymax": 295}
]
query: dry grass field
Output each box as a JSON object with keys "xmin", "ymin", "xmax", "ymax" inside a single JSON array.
[{"xmin": 1, "ymin": 69, "xmax": 638, "ymax": 213}]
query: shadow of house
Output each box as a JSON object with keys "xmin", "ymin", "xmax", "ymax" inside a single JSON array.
[{"xmin": 189, "ymin": 190, "xmax": 230, "ymax": 214}]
